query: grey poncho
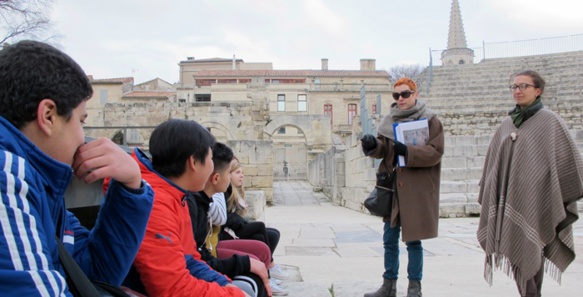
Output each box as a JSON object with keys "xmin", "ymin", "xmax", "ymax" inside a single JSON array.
[{"xmin": 477, "ymin": 108, "xmax": 583, "ymax": 291}]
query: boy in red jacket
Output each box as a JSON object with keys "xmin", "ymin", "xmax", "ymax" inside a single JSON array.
[{"xmin": 129, "ymin": 119, "xmax": 249, "ymax": 297}]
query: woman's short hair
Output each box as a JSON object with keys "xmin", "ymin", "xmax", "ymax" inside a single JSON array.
[{"xmin": 393, "ymin": 77, "xmax": 418, "ymax": 92}]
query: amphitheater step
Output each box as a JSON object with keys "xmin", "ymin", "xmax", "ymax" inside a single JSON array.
[
  {"xmin": 441, "ymin": 167, "xmax": 483, "ymax": 180},
  {"xmin": 440, "ymin": 180, "xmax": 479, "ymax": 194},
  {"xmin": 439, "ymin": 192, "xmax": 479, "ymax": 204},
  {"xmin": 439, "ymin": 202, "xmax": 481, "ymax": 218},
  {"xmin": 442, "ymin": 156, "xmax": 486, "ymax": 168}
]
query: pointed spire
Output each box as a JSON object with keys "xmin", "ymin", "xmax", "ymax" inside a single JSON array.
[
  {"xmin": 441, "ymin": 0, "xmax": 474, "ymax": 65},
  {"xmin": 447, "ymin": 0, "xmax": 468, "ymax": 49}
]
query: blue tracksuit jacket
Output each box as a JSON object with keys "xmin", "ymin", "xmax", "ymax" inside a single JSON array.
[{"xmin": 0, "ymin": 116, "xmax": 154, "ymax": 296}]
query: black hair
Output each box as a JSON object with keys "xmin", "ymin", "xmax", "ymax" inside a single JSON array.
[
  {"xmin": 211, "ymin": 142, "xmax": 234, "ymax": 174},
  {"xmin": 0, "ymin": 40, "xmax": 93, "ymax": 129},
  {"xmin": 514, "ymin": 70, "xmax": 546, "ymax": 95},
  {"xmin": 150, "ymin": 119, "xmax": 216, "ymax": 178}
]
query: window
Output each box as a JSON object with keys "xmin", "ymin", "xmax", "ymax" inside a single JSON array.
[
  {"xmin": 348, "ymin": 103, "xmax": 357, "ymax": 125},
  {"xmin": 372, "ymin": 103, "xmax": 377, "ymax": 114},
  {"xmin": 196, "ymin": 94, "xmax": 211, "ymax": 102},
  {"xmin": 217, "ymin": 79, "xmax": 237, "ymax": 84},
  {"xmin": 277, "ymin": 94, "xmax": 285, "ymax": 112},
  {"xmin": 297, "ymin": 94, "xmax": 307, "ymax": 112},
  {"xmin": 178, "ymin": 98, "xmax": 186, "ymax": 103},
  {"xmin": 277, "ymin": 127, "xmax": 286, "ymax": 134},
  {"xmin": 99, "ymin": 89, "xmax": 108, "ymax": 105},
  {"xmin": 324, "ymin": 104, "xmax": 333, "ymax": 125}
]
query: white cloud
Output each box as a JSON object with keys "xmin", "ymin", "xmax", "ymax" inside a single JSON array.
[
  {"xmin": 485, "ymin": 0, "xmax": 583, "ymax": 34},
  {"xmin": 45, "ymin": 0, "xmax": 583, "ymax": 83},
  {"xmin": 301, "ymin": 0, "xmax": 347, "ymax": 37}
]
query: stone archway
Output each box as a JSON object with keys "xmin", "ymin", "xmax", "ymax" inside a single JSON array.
[
  {"xmin": 263, "ymin": 114, "xmax": 332, "ymax": 151},
  {"xmin": 111, "ymin": 130, "xmax": 124, "ymax": 145},
  {"xmin": 201, "ymin": 121, "xmax": 235, "ymax": 143},
  {"xmin": 263, "ymin": 115, "xmax": 332, "ymax": 180}
]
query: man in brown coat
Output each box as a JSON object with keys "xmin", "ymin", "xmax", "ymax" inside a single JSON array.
[{"xmin": 361, "ymin": 77, "xmax": 444, "ymax": 297}]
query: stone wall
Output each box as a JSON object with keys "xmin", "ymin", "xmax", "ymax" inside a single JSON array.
[
  {"xmin": 227, "ymin": 140, "xmax": 274, "ymax": 202},
  {"xmin": 307, "ymin": 146, "xmax": 347, "ymax": 205},
  {"xmin": 307, "ymin": 126, "xmax": 380, "ymax": 215}
]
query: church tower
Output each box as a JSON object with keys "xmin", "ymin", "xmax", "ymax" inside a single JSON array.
[{"xmin": 441, "ymin": 0, "xmax": 474, "ymax": 65}]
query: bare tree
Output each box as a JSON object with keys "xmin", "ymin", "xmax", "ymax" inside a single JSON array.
[
  {"xmin": 0, "ymin": 0, "xmax": 56, "ymax": 45},
  {"xmin": 388, "ymin": 64, "xmax": 426, "ymax": 81}
]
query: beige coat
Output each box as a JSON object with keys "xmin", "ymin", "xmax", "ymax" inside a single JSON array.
[{"xmin": 366, "ymin": 116, "xmax": 444, "ymax": 242}]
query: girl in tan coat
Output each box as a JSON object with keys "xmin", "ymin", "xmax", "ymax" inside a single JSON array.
[{"xmin": 361, "ymin": 77, "xmax": 444, "ymax": 297}]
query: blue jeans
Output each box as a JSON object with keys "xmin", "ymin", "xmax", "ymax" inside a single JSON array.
[{"xmin": 382, "ymin": 222, "xmax": 423, "ymax": 281}]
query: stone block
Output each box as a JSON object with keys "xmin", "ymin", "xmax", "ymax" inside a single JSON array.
[
  {"xmin": 440, "ymin": 193, "xmax": 468, "ymax": 203},
  {"xmin": 477, "ymin": 144, "xmax": 489, "ymax": 156},
  {"xmin": 442, "ymin": 156, "xmax": 467, "ymax": 168},
  {"xmin": 256, "ymin": 164, "xmax": 272, "ymax": 175},
  {"xmin": 242, "ymin": 165, "xmax": 259, "ymax": 176},
  {"xmin": 342, "ymin": 198, "xmax": 366, "ymax": 213},
  {"xmin": 250, "ymin": 176, "xmax": 272, "ymax": 189},
  {"xmin": 442, "ymin": 167, "xmax": 482, "ymax": 180},
  {"xmin": 466, "ymin": 192, "xmax": 480, "ymax": 203},
  {"xmin": 446, "ymin": 136, "xmax": 476, "ymax": 146},
  {"xmin": 244, "ymin": 190, "xmax": 265, "ymax": 222},
  {"xmin": 440, "ymin": 181, "xmax": 468, "ymax": 193},
  {"xmin": 465, "ymin": 203, "xmax": 481, "ymax": 215},
  {"xmin": 439, "ymin": 203, "xmax": 466, "ymax": 218},
  {"xmin": 450, "ymin": 145, "xmax": 478, "ymax": 157},
  {"xmin": 468, "ymin": 156, "xmax": 486, "ymax": 167},
  {"xmin": 363, "ymin": 168, "xmax": 377, "ymax": 183}
]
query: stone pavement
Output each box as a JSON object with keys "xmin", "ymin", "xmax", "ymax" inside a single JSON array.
[{"xmin": 266, "ymin": 181, "xmax": 583, "ymax": 297}]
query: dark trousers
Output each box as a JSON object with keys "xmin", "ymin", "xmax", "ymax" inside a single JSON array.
[
  {"xmin": 237, "ymin": 221, "xmax": 270, "ymax": 245},
  {"xmin": 266, "ymin": 227, "xmax": 280, "ymax": 256},
  {"xmin": 517, "ymin": 261, "xmax": 544, "ymax": 297}
]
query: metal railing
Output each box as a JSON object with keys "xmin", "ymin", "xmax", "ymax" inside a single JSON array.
[
  {"xmin": 83, "ymin": 126, "xmax": 157, "ymax": 147},
  {"xmin": 429, "ymin": 34, "xmax": 583, "ymax": 66},
  {"xmin": 482, "ymin": 34, "xmax": 583, "ymax": 61}
]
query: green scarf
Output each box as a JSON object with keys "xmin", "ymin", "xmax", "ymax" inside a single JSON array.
[{"xmin": 509, "ymin": 96, "xmax": 543, "ymax": 128}]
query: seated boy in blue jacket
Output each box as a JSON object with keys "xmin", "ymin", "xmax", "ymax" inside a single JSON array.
[{"xmin": 0, "ymin": 40, "xmax": 154, "ymax": 296}]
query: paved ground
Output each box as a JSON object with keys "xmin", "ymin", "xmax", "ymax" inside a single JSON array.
[{"xmin": 267, "ymin": 181, "xmax": 583, "ymax": 297}]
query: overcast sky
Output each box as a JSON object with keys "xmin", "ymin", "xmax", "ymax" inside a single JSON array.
[{"xmin": 48, "ymin": 0, "xmax": 583, "ymax": 84}]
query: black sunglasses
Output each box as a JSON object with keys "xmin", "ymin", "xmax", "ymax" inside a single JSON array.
[{"xmin": 392, "ymin": 90, "xmax": 415, "ymax": 100}]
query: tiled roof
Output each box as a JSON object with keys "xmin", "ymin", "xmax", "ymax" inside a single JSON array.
[
  {"xmin": 122, "ymin": 91, "xmax": 175, "ymax": 99},
  {"xmin": 135, "ymin": 77, "xmax": 173, "ymax": 86},
  {"xmin": 193, "ymin": 70, "xmax": 389, "ymax": 78},
  {"xmin": 91, "ymin": 77, "xmax": 134, "ymax": 84}
]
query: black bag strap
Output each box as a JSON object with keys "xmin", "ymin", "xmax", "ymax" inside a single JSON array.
[{"xmin": 55, "ymin": 236, "xmax": 101, "ymax": 297}]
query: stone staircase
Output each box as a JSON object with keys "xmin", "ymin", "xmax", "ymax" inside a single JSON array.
[
  {"xmin": 417, "ymin": 51, "xmax": 583, "ymax": 215},
  {"xmin": 416, "ymin": 51, "xmax": 583, "ymax": 137},
  {"xmin": 438, "ymin": 135, "xmax": 488, "ymax": 217}
]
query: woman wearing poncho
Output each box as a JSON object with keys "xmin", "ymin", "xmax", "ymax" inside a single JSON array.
[{"xmin": 477, "ymin": 70, "xmax": 583, "ymax": 297}]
